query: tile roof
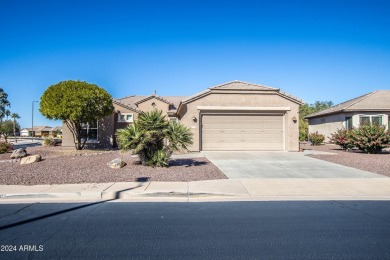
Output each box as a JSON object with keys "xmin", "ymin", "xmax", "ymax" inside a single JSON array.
[
  {"xmin": 112, "ymin": 99, "xmax": 141, "ymax": 113},
  {"xmin": 305, "ymin": 90, "xmax": 390, "ymax": 119},
  {"xmin": 210, "ymin": 80, "xmax": 279, "ymax": 91},
  {"xmin": 114, "ymin": 80, "xmax": 304, "ymax": 112},
  {"xmin": 115, "ymin": 95, "xmax": 187, "ymax": 111},
  {"xmin": 181, "ymin": 80, "xmax": 303, "ymax": 104}
]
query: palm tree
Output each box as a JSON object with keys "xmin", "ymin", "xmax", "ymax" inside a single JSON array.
[
  {"xmin": 5, "ymin": 109, "xmax": 10, "ymax": 119},
  {"xmin": 0, "ymin": 88, "xmax": 11, "ymax": 124},
  {"xmin": 116, "ymin": 110, "xmax": 193, "ymax": 167},
  {"xmin": 11, "ymin": 113, "xmax": 20, "ymax": 143},
  {"xmin": 0, "ymin": 88, "xmax": 10, "ymax": 107}
]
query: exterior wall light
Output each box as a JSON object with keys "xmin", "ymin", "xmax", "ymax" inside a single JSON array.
[
  {"xmin": 292, "ymin": 116, "xmax": 297, "ymax": 123},
  {"xmin": 192, "ymin": 116, "xmax": 197, "ymax": 122}
]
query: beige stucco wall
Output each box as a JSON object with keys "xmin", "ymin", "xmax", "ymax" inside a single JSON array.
[
  {"xmin": 308, "ymin": 112, "xmax": 389, "ymax": 142},
  {"xmin": 179, "ymin": 92, "xmax": 300, "ymax": 152},
  {"xmin": 62, "ymin": 103, "xmax": 140, "ymax": 148}
]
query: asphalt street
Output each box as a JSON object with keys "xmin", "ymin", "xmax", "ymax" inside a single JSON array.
[{"xmin": 0, "ymin": 201, "xmax": 389, "ymax": 259}]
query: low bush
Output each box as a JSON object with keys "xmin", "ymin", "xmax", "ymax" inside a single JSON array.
[
  {"xmin": 329, "ymin": 129, "xmax": 354, "ymax": 150},
  {"xmin": 350, "ymin": 124, "xmax": 390, "ymax": 154},
  {"xmin": 0, "ymin": 141, "xmax": 13, "ymax": 154},
  {"xmin": 309, "ymin": 131, "xmax": 325, "ymax": 145},
  {"xmin": 43, "ymin": 137, "xmax": 56, "ymax": 146}
]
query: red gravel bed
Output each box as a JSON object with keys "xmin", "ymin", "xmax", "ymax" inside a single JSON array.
[
  {"xmin": 0, "ymin": 147, "xmax": 227, "ymax": 185},
  {"xmin": 301, "ymin": 143, "xmax": 390, "ymax": 177}
]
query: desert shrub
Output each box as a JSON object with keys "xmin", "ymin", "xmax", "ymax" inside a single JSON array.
[
  {"xmin": 0, "ymin": 141, "xmax": 13, "ymax": 154},
  {"xmin": 350, "ymin": 124, "xmax": 390, "ymax": 154},
  {"xmin": 309, "ymin": 131, "xmax": 325, "ymax": 145},
  {"xmin": 329, "ymin": 129, "xmax": 354, "ymax": 150},
  {"xmin": 43, "ymin": 137, "xmax": 56, "ymax": 146},
  {"xmin": 116, "ymin": 110, "xmax": 193, "ymax": 167}
]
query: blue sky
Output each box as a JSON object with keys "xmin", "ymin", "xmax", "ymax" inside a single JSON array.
[{"xmin": 1, "ymin": 0, "xmax": 389, "ymax": 128}]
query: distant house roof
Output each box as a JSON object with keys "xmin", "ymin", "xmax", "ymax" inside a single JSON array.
[
  {"xmin": 51, "ymin": 126, "xmax": 62, "ymax": 132},
  {"xmin": 21, "ymin": 126, "xmax": 47, "ymax": 131},
  {"xmin": 21, "ymin": 126, "xmax": 61, "ymax": 132},
  {"xmin": 305, "ymin": 90, "xmax": 390, "ymax": 119}
]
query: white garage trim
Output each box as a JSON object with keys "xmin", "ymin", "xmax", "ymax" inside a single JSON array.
[{"xmin": 197, "ymin": 106, "xmax": 291, "ymax": 111}]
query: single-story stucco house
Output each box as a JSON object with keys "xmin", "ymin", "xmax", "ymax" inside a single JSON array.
[
  {"xmin": 306, "ymin": 90, "xmax": 390, "ymax": 141},
  {"xmin": 20, "ymin": 126, "xmax": 62, "ymax": 137},
  {"xmin": 62, "ymin": 81, "xmax": 303, "ymax": 151}
]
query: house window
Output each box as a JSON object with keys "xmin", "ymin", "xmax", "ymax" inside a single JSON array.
[
  {"xmin": 372, "ymin": 116, "xmax": 382, "ymax": 125},
  {"xmin": 345, "ymin": 117, "xmax": 353, "ymax": 130},
  {"xmin": 359, "ymin": 115, "xmax": 383, "ymax": 126},
  {"xmin": 81, "ymin": 121, "xmax": 98, "ymax": 141},
  {"xmin": 359, "ymin": 116, "xmax": 370, "ymax": 125},
  {"xmin": 118, "ymin": 113, "xmax": 134, "ymax": 123}
]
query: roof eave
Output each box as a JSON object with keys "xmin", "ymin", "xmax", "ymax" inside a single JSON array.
[
  {"xmin": 134, "ymin": 95, "xmax": 172, "ymax": 105},
  {"xmin": 112, "ymin": 100, "xmax": 141, "ymax": 113},
  {"xmin": 305, "ymin": 108, "xmax": 390, "ymax": 119}
]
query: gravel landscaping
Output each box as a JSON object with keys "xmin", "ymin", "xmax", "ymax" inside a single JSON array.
[
  {"xmin": 301, "ymin": 143, "xmax": 390, "ymax": 177},
  {"xmin": 0, "ymin": 146, "xmax": 227, "ymax": 185}
]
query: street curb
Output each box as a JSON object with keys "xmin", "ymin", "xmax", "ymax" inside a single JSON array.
[
  {"xmin": 0, "ymin": 192, "xmax": 101, "ymax": 200},
  {"xmin": 1, "ymin": 191, "xmax": 390, "ymax": 203}
]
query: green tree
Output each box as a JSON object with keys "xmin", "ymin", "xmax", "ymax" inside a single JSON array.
[
  {"xmin": 11, "ymin": 113, "xmax": 21, "ymax": 143},
  {"xmin": 116, "ymin": 110, "xmax": 193, "ymax": 167},
  {"xmin": 39, "ymin": 80, "xmax": 114, "ymax": 150},
  {"xmin": 0, "ymin": 88, "xmax": 11, "ymax": 125},
  {"xmin": 299, "ymin": 101, "xmax": 333, "ymax": 141},
  {"xmin": 0, "ymin": 120, "xmax": 18, "ymax": 142}
]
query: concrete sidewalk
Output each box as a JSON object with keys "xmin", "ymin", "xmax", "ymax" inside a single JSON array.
[{"xmin": 1, "ymin": 178, "xmax": 390, "ymax": 203}]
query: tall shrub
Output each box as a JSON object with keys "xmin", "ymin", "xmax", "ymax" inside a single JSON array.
[
  {"xmin": 350, "ymin": 124, "xmax": 390, "ymax": 154},
  {"xmin": 309, "ymin": 131, "xmax": 325, "ymax": 145},
  {"xmin": 0, "ymin": 141, "xmax": 13, "ymax": 154},
  {"xmin": 329, "ymin": 129, "xmax": 354, "ymax": 150}
]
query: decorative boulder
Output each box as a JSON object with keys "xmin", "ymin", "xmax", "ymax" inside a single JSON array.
[
  {"xmin": 11, "ymin": 148, "xmax": 27, "ymax": 159},
  {"xmin": 20, "ymin": 155, "xmax": 41, "ymax": 165},
  {"xmin": 107, "ymin": 158, "xmax": 126, "ymax": 169}
]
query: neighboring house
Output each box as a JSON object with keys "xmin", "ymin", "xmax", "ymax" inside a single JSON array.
[
  {"xmin": 305, "ymin": 90, "xmax": 390, "ymax": 141},
  {"xmin": 20, "ymin": 126, "xmax": 62, "ymax": 137},
  {"xmin": 20, "ymin": 128, "xmax": 30, "ymax": 137},
  {"xmin": 62, "ymin": 81, "xmax": 303, "ymax": 151}
]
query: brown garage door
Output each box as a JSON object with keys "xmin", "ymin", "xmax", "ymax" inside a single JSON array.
[{"xmin": 201, "ymin": 114, "xmax": 284, "ymax": 151}]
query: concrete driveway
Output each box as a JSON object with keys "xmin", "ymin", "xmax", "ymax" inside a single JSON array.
[{"xmin": 202, "ymin": 151, "xmax": 385, "ymax": 179}]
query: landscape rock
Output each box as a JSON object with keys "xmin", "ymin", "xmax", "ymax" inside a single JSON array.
[
  {"xmin": 20, "ymin": 155, "xmax": 42, "ymax": 165},
  {"xmin": 10, "ymin": 148, "xmax": 27, "ymax": 159},
  {"xmin": 107, "ymin": 158, "xmax": 126, "ymax": 169}
]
